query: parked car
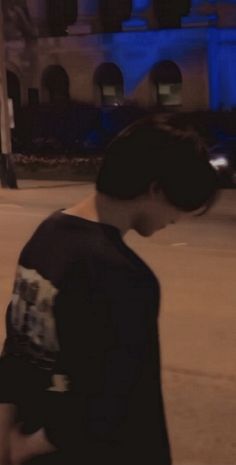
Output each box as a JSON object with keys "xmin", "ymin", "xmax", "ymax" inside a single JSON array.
[{"xmin": 208, "ymin": 142, "xmax": 236, "ymax": 188}]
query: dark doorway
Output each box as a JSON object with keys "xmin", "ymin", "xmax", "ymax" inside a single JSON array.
[
  {"xmin": 7, "ymin": 70, "xmax": 21, "ymax": 129},
  {"xmin": 42, "ymin": 65, "xmax": 70, "ymax": 103},
  {"xmin": 150, "ymin": 60, "xmax": 182, "ymax": 109},
  {"xmin": 94, "ymin": 63, "xmax": 124, "ymax": 106}
]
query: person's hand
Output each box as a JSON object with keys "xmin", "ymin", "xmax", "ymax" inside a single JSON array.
[
  {"xmin": 0, "ymin": 438, "xmax": 11, "ymax": 465},
  {"xmin": 9, "ymin": 423, "xmax": 28, "ymax": 465},
  {"xmin": 0, "ymin": 403, "xmax": 16, "ymax": 465},
  {"xmin": 0, "ymin": 451, "xmax": 11, "ymax": 465},
  {"xmin": 10, "ymin": 425, "xmax": 57, "ymax": 465}
]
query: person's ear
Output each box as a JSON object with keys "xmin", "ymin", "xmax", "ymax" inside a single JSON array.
[{"xmin": 148, "ymin": 181, "xmax": 160, "ymax": 198}]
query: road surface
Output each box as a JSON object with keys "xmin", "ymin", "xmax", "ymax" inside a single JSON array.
[{"xmin": 0, "ymin": 180, "xmax": 235, "ymax": 465}]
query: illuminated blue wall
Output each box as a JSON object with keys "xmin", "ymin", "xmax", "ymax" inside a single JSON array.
[
  {"xmin": 207, "ymin": 27, "xmax": 236, "ymax": 110},
  {"xmin": 132, "ymin": 0, "xmax": 151, "ymax": 12},
  {"xmin": 101, "ymin": 29, "xmax": 208, "ymax": 94},
  {"xmin": 98, "ymin": 19, "xmax": 236, "ymax": 110},
  {"xmin": 122, "ymin": 0, "xmax": 151, "ymax": 30},
  {"xmin": 81, "ymin": 2, "xmax": 236, "ymax": 110},
  {"xmin": 218, "ymin": 29, "xmax": 236, "ymax": 109},
  {"xmin": 208, "ymin": 27, "xmax": 220, "ymax": 110}
]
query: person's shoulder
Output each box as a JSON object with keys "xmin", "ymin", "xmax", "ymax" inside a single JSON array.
[
  {"xmin": 17, "ymin": 210, "xmax": 78, "ymax": 266},
  {"xmin": 23, "ymin": 210, "xmax": 93, "ymax": 247},
  {"xmin": 26, "ymin": 210, "xmax": 63, "ymax": 238}
]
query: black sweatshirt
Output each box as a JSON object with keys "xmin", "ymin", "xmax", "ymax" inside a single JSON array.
[{"xmin": 0, "ymin": 210, "xmax": 172, "ymax": 465}]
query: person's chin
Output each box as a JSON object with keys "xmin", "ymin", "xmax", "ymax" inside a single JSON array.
[
  {"xmin": 135, "ymin": 228, "xmax": 149, "ymax": 237},
  {"xmin": 141, "ymin": 232, "xmax": 151, "ymax": 237},
  {"xmin": 136, "ymin": 223, "xmax": 165, "ymax": 237},
  {"xmin": 139, "ymin": 228, "xmax": 155, "ymax": 237}
]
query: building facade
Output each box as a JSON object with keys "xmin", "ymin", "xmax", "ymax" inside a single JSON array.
[{"xmin": 4, "ymin": 0, "xmax": 236, "ymax": 117}]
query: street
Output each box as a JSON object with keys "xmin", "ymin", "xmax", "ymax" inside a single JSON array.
[{"xmin": 0, "ymin": 180, "xmax": 236, "ymax": 465}]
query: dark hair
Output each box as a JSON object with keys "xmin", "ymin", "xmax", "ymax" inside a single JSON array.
[{"xmin": 96, "ymin": 115, "xmax": 219, "ymax": 212}]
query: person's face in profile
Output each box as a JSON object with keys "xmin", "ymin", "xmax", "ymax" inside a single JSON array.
[
  {"xmin": 133, "ymin": 185, "xmax": 209, "ymax": 237},
  {"xmin": 133, "ymin": 187, "xmax": 181, "ymax": 237}
]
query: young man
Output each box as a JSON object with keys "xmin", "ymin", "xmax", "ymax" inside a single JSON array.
[{"xmin": 0, "ymin": 117, "xmax": 218, "ymax": 465}]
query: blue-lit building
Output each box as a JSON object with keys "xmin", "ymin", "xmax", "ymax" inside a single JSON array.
[{"xmin": 4, "ymin": 0, "xmax": 236, "ymax": 114}]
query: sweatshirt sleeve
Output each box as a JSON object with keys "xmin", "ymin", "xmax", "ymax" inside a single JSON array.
[{"xmin": 43, "ymin": 261, "xmax": 158, "ymax": 453}]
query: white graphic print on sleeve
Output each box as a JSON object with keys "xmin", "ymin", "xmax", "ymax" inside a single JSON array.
[{"xmin": 10, "ymin": 265, "xmax": 60, "ymax": 368}]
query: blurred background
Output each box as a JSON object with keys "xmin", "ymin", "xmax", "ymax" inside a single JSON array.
[
  {"xmin": 1, "ymin": 0, "xmax": 236, "ymax": 186},
  {"xmin": 1, "ymin": 3, "xmax": 236, "ymax": 465}
]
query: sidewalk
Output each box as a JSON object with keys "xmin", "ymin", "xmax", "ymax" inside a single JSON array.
[{"xmin": 0, "ymin": 182, "xmax": 235, "ymax": 465}]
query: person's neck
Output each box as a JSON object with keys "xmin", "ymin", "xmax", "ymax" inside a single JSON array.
[{"xmin": 64, "ymin": 192, "xmax": 137, "ymax": 236}]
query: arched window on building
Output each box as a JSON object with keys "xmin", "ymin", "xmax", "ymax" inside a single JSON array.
[
  {"xmin": 153, "ymin": 0, "xmax": 191, "ymax": 28},
  {"xmin": 99, "ymin": 0, "xmax": 132, "ymax": 32},
  {"xmin": 47, "ymin": 0, "xmax": 77, "ymax": 36},
  {"xmin": 7, "ymin": 71, "xmax": 21, "ymax": 106},
  {"xmin": 42, "ymin": 65, "xmax": 70, "ymax": 103},
  {"xmin": 122, "ymin": 0, "xmax": 152, "ymax": 31},
  {"xmin": 3, "ymin": 0, "xmax": 36, "ymax": 40},
  {"xmin": 64, "ymin": 0, "xmax": 78, "ymax": 25},
  {"xmin": 150, "ymin": 61, "xmax": 182, "ymax": 109},
  {"xmin": 94, "ymin": 63, "xmax": 124, "ymax": 106},
  {"xmin": 7, "ymin": 71, "xmax": 21, "ymax": 128}
]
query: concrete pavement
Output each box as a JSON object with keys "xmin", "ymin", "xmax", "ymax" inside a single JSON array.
[{"xmin": 0, "ymin": 180, "xmax": 236, "ymax": 465}]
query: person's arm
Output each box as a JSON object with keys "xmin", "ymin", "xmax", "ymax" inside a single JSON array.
[
  {"xmin": 40, "ymin": 263, "xmax": 158, "ymax": 453},
  {"xmin": 0, "ymin": 362, "xmax": 53, "ymax": 465},
  {"xmin": 0, "ymin": 311, "xmax": 56, "ymax": 465},
  {"xmin": 0, "ymin": 352, "xmax": 18, "ymax": 465},
  {"xmin": 0, "ymin": 403, "xmax": 55, "ymax": 465},
  {"xmin": 0, "ymin": 403, "xmax": 16, "ymax": 465},
  {"xmin": 9, "ymin": 426, "xmax": 56, "ymax": 465}
]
